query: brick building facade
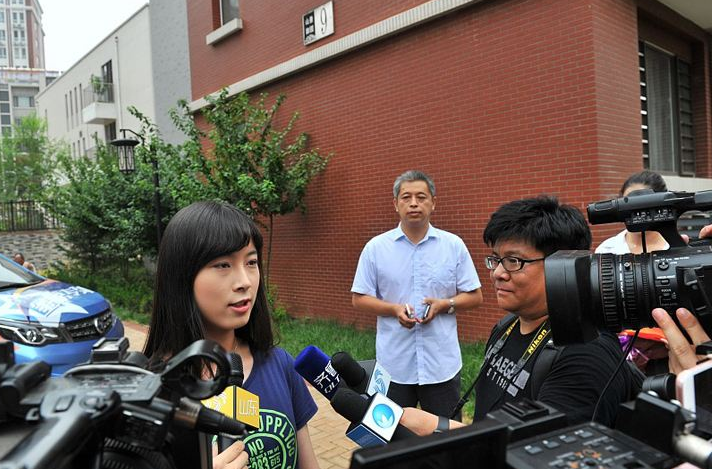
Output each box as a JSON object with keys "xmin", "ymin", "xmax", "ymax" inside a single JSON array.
[{"xmin": 186, "ymin": 0, "xmax": 712, "ymax": 340}]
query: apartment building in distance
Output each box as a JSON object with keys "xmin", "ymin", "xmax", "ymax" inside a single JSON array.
[
  {"xmin": 0, "ymin": 0, "xmax": 57, "ymax": 136},
  {"xmin": 37, "ymin": 0, "xmax": 191, "ymax": 157}
]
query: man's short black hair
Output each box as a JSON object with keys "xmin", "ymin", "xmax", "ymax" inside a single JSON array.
[{"xmin": 483, "ymin": 196, "xmax": 592, "ymax": 255}]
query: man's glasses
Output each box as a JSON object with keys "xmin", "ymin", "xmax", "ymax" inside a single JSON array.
[{"xmin": 484, "ymin": 255, "xmax": 546, "ymax": 272}]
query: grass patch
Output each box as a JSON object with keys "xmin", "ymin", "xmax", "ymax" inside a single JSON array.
[
  {"xmin": 275, "ymin": 315, "xmax": 485, "ymax": 422},
  {"xmin": 459, "ymin": 341, "xmax": 487, "ymax": 422},
  {"xmin": 114, "ymin": 304, "xmax": 151, "ymax": 326},
  {"xmin": 275, "ymin": 316, "xmax": 377, "ymax": 360}
]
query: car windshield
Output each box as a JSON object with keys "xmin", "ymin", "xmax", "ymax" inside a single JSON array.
[{"xmin": 0, "ymin": 255, "xmax": 44, "ymax": 288}]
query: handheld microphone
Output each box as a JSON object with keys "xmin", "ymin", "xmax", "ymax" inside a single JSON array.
[
  {"xmin": 175, "ymin": 397, "xmax": 247, "ymax": 436},
  {"xmin": 331, "ymin": 351, "xmax": 390, "ymax": 396},
  {"xmin": 201, "ymin": 353, "xmax": 260, "ymax": 452},
  {"xmin": 294, "ymin": 345, "xmax": 341, "ymax": 399},
  {"xmin": 330, "ymin": 386, "xmax": 416, "ymax": 447}
]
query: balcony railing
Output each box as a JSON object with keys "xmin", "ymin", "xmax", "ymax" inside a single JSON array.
[{"xmin": 83, "ymin": 82, "xmax": 114, "ymax": 105}]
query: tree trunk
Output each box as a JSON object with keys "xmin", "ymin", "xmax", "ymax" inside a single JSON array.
[{"xmin": 265, "ymin": 214, "xmax": 274, "ymax": 291}]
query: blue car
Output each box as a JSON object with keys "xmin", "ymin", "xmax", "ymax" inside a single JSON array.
[{"xmin": 0, "ymin": 254, "xmax": 124, "ymax": 375}]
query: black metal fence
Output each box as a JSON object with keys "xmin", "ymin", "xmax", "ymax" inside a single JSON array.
[{"xmin": 0, "ymin": 200, "xmax": 59, "ymax": 231}]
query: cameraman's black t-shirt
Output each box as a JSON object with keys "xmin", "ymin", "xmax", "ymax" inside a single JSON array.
[{"xmin": 473, "ymin": 316, "xmax": 632, "ymax": 426}]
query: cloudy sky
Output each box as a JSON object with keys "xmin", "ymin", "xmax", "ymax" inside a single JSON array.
[{"xmin": 41, "ymin": 0, "xmax": 148, "ymax": 72}]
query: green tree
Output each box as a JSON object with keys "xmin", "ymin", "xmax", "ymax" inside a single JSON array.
[
  {"xmin": 164, "ymin": 90, "xmax": 330, "ymax": 280},
  {"xmin": 0, "ymin": 115, "xmax": 55, "ymax": 201},
  {"xmin": 42, "ymin": 140, "xmax": 164, "ymax": 273}
]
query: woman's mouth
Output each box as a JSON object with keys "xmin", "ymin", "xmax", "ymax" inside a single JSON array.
[{"xmin": 229, "ymin": 299, "xmax": 251, "ymax": 314}]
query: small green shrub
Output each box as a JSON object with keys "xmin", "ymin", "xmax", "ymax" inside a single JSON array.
[{"xmin": 266, "ymin": 284, "xmax": 290, "ymax": 322}]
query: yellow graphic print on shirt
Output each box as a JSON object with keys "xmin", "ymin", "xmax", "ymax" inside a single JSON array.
[{"xmin": 243, "ymin": 409, "xmax": 298, "ymax": 469}]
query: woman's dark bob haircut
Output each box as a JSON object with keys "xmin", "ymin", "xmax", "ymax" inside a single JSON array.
[{"xmin": 143, "ymin": 201, "xmax": 274, "ymax": 361}]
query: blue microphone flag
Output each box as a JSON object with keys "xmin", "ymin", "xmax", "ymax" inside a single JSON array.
[{"xmin": 294, "ymin": 345, "xmax": 341, "ymax": 400}]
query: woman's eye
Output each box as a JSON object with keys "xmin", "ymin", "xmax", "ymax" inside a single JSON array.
[
  {"xmin": 214, "ymin": 262, "xmax": 230, "ymax": 269},
  {"xmin": 247, "ymin": 259, "xmax": 259, "ymax": 267}
]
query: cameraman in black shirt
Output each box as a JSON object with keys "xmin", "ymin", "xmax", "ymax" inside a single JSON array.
[{"xmin": 401, "ymin": 196, "xmax": 637, "ymax": 435}]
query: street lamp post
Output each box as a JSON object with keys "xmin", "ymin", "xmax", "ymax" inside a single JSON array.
[{"xmin": 110, "ymin": 128, "xmax": 162, "ymax": 248}]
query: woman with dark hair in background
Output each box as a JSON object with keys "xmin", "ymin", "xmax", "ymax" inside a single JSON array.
[
  {"xmin": 144, "ymin": 201, "xmax": 320, "ymax": 469},
  {"xmin": 595, "ymin": 170, "xmax": 669, "ymax": 254}
]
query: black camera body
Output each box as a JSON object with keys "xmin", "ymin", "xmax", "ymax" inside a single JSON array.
[
  {"xmin": 545, "ymin": 189, "xmax": 712, "ymax": 345},
  {"xmin": 0, "ymin": 337, "xmax": 243, "ymax": 469}
]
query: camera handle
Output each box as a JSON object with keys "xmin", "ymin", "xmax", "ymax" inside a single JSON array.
[
  {"xmin": 0, "ymin": 388, "xmax": 121, "ymax": 469},
  {"xmin": 680, "ymin": 266, "xmax": 712, "ymax": 324},
  {"xmin": 628, "ymin": 221, "xmax": 687, "ymax": 249}
]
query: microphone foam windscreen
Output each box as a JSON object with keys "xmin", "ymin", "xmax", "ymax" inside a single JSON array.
[
  {"xmin": 226, "ymin": 352, "xmax": 245, "ymax": 387},
  {"xmin": 330, "ymin": 386, "xmax": 369, "ymax": 423},
  {"xmin": 331, "ymin": 351, "xmax": 367, "ymax": 389}
]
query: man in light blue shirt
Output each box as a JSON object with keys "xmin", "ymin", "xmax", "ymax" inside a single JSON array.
[{"xmin": 351, "ymin": 170, "xmax": 482, "ymax": 420}]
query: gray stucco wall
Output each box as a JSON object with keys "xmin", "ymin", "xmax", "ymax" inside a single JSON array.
[
  {"xmin": 0, "ymin": 230, "xmax": 68, "ymax": 271},
  {"xmin": 149, "ymin": 0, "xmax": 192, "ymax": 145}
]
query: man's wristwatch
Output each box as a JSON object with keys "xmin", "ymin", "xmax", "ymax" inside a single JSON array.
[
  {"xmin": 433, "ymin": 415, "xmax": 450, "ymax": 434},
  {"xmin": 447, "ymin": 298, "xmax": 456, "ymax": 314}
]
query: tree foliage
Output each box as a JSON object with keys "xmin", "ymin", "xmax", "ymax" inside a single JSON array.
[
  {"xmin": 0, "ymin": 115, "xmax": 57, "ymax": 201},
  {"xmin": 165, "ymin": 90, "xmax": 331, "ymax": 279},
  {"xmin": 42, "ymin": 90, "xmax": 329, "ymax": 278},
  {"xmin": 41, "ymin": 141, "xmax": 163, "ymax": 273},
  {"xmin": 167, "ymin": 90, "xmax": 330, "ymax": 217}
]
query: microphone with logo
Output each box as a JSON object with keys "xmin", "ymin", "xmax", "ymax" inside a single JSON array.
[
  {"xmin": 201, "ymin": 352, "xmax": 261, "ymax": 452},
  {"xmin": 330, "ymin": 386, "xmax": 417, "ymax": 448},
  {"xmin": 294, "ymin": 345, "xmax": 342, "ymax": 400},
  {"xmin": 331, "ymin": 351, "xmax": 391, "ymax": 397}
]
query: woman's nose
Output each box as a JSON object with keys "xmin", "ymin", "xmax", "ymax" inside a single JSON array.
[{"xmin": 231, "ymin": 268, "xmax": 251, "ymax": 291}]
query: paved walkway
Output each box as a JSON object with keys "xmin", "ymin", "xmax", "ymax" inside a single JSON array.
[{"xmin": 123, "ymin": 322, "xmax": 358, "ymax": 469}]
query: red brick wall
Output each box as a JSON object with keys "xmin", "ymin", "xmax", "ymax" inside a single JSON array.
[
  {"xmin": 188, "ymin": 0, "xmax": 710, "ymax": 340},
  {"xmin": 187, "ymin": 0, "xmax": 434, "ymax": 100}
]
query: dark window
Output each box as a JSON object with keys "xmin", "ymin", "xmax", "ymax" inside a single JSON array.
[
  {"xmin": 640, "ymin": 41, "xmax": 695, "ymax": 176},
  {"xmin": 0, "ymin": 90, "xmax": 9, "ymax": 101},
  {"xmin": 104, "ymin": 122, "xmax": 116, "ymax": 142},
  {"xmin": 221, "ymin": 0, "xmax": 239, "ymax": 24},
  {"xmin": 101, "ymin": 60, "xmax": 113, "ymax": 84}
]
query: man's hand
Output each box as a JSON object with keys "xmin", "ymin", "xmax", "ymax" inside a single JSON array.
[
  {"xmin": 701, "ymin": 224, "xmax": 712, "ymax": 239},
  {"xmin": 395, "ymin": 303, "xmax": 419, "ymax": 329},
  {"xmin": 420, "ymin": 298, "xmax": 446, "ymax": 324},
  {"xmin": 652, "ymin": 223, "xmax": 712, "ymax": 374},
  {"xmin": 213, "ymin": 440, "xmax": 249, "ymax": 469},
  {"xmin": 652, "ymin": 307, "xmax": 711, "ymax": 374},
  {"xmin": 400, "ymin": 407, "xmax": 465, "ymax": 436}
]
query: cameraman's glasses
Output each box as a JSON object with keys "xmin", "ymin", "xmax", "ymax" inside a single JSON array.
[{"xmin": 484, "ymin": 255, "xmax": 546, "ymax": 272}]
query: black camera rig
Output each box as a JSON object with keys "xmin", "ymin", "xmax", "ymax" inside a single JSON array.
[
  {"xmin": 545, "ymin": 189, "xmax": 712, "ymax": 345},
  {"xmin": 0, "ymin": 337, "xmax": 245, "ymax": 469}
]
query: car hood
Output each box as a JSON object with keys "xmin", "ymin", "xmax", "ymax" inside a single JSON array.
[{"xmin": 0, "ymin": 279, "xmax": 110, "ymax": 326}]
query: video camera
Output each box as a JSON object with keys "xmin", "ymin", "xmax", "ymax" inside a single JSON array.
[
  {"xmin": 545, "ymin": 189, "xmax": 712, "ymax": 345},
  {"xmin": 0, "ymin": 337, "xmax": 246, "ymax": 469}
]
